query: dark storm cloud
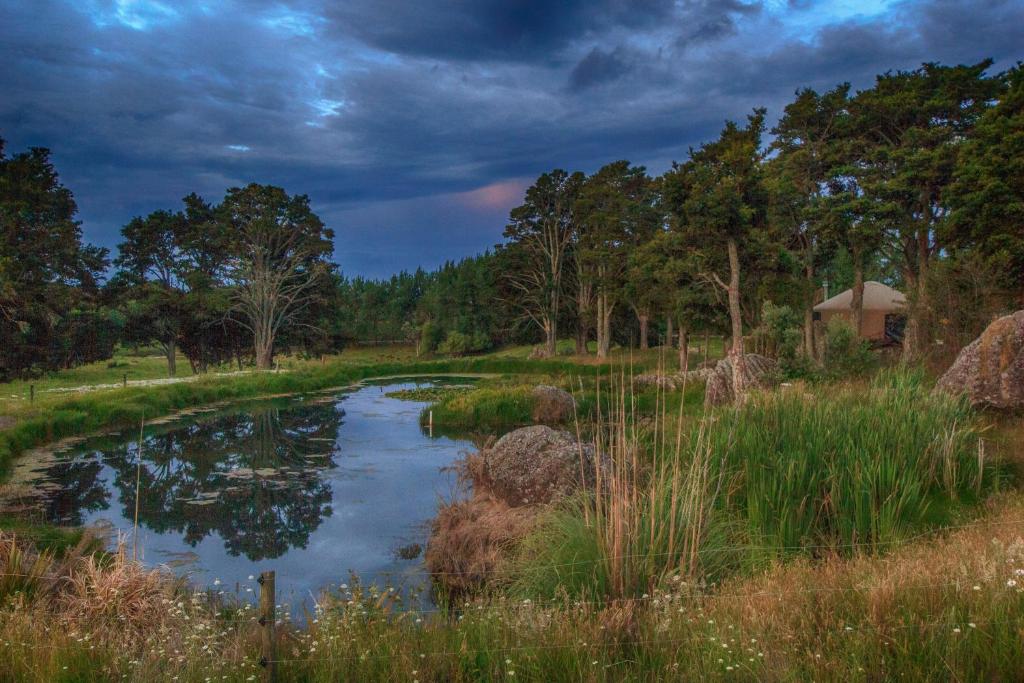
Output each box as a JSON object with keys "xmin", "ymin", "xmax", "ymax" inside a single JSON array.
[
  {"xmin": 322, "ymin": 0, "xmax": 675, "ymax": 63},
  {"xmin": 568, "ymin": 47, "xmax": 636, "ymax": 91},
  {"xmin": 0, "ymin": 0, "xmax": 1021, "ymax": 277}
]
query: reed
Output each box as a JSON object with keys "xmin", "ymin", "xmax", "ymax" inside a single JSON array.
[{"xmin": 515, "ymin": 368, "xmax": 990, "ymax": 601}]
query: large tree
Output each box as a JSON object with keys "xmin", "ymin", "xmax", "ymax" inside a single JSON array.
[
  {"xmin": 220, "ymin": 184, "xmax": 334, "ymax": 370},
  {"xmin": 0, "ymin": 140, "xmax": 111, "ymax": 378},
  {"xmin": 769, "ymin": 84, "xmax": 850, "ymax": 354},
  {"xmin": 851, "ymin": 61, "xmax": 1002, "ymax": 359},
  {"xmin": 114, "ymin": 209, "xmax": 188, "ymax": 375},
  {"xmin": 667, "ymin": 111, "xmax": 768, "ymax": 400},
  {"xmin": 575, "ymin": 161, "xmax": 659, "ymax": 358},
  {"xmin": 502, "ymin": 170, "xmax": 583, "ymax": 357},
  {"xmin": 946, "ymin": 63, "xmax": 1024, "ymax": 304}
]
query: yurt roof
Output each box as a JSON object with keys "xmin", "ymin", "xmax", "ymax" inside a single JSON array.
[{"xmin": 813, "ymin": 281, "xmax": 907, "ymax": 313}]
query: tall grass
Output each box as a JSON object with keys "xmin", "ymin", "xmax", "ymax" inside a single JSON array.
[
  {"xmin": 515, "ymin": 369, "xmax": 991, "ymax": 600},
  {"xmin": 718, "ymin": 370, "xmax": 989, "ymax": 566}
]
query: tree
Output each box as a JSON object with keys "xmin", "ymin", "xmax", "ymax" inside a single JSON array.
[
  {"xmin": 668, "ymin": 111, "xmax": 768, "ymax": 400},
  {"xmin": 946, "ymin": 63, "xmax": 1024, "ymax": 304},
  {"xmin": 851, "ymin": 61, "xmax": 1001, "ymax": 359},
  {"xmin": 575, "ymin": 161, "xmax": 659, "ymax": 358},
  {"xmin": 114, "ymin": 210, "xmax": 187, "ymax": 375},
  {"xmin": 220, "ymin": 184, "xmax": 334, "ymax": 370},
  {"xmin": 769, "ymin": 84, "xmax": 850, "ymax": 355},
  {"xmin": 502, "ymin": 170, "xmax": 583, "ymax": 356},
  {"xmin": 0, "ymin": 140, "xmax": 111, "ymax": 378}
]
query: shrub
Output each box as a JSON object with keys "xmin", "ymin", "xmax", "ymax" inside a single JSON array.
[
  {"xmin": 417, "ymin": 321, "xmax": 444, "ymax": 355},
  {"xmin": 824, "ymin": 316, "xmax": 877, "ymax": 377}
]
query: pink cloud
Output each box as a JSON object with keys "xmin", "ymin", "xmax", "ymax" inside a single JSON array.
[{"xmin": 455, "ymin": 178, "xmax": 529, "ymax": 212}]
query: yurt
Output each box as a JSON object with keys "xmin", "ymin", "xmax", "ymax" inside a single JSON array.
[{"xmin": 813, "ymin": 281, "xmax": 907, "ymax": 341}]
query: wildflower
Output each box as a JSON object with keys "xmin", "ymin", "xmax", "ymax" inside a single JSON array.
[
  {"xmin": 953, "ymin": 627, "xmax": 961, "ymax": 633},
  {"xmin": 973, "ymin": 585, "xmax": 981, "ymax": 591},
  {"xmin": 968, "ymin": 623, "xmax": 977, "ymax": 629},
  {"xmin": 1008, "ymin": 579, "xmax": 1018, "ymax": 588}
]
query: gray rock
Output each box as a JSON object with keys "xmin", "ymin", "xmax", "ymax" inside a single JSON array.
[
  {"xmin": 937, "ymin": 310, "xmax": 1024, "ymax": 410},
  {"xmin": 478, "ymin": 425, "xmax": 597, "ymax": 506},
  {"xmin": 531, "ymin": 385, "xmax": 575, "ymax": 423},
  {"xmin": 634, "ymin": 368, "xmax": 713, "ymax": 390},
  {"xmin": 704, "ymin": 353, "xmax": 779, "ymax": 406}
]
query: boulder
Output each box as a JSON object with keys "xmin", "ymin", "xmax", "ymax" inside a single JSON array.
[
  {"xmin": 531, "ymin": 385, "xmax": 575, "ymax": 423},
  {"xmin": 425, "ymin": 425, "xmax": 598, "ymax": 592},
  {"xmin": 527, "ymin": 346, "xmax": 547, "ymax": 360},
  {"xmin": 477, "ymin": 425, "xmax": 597, "ymax": 506},
  {"xmin": 704, "ymin": 353, "xmax": 779, "ymax": 406},
  {"xmin": 937, "ymin": 310, "xmax": 1024, "ymax": 410},
  {"xmin": 634, "ymin": 368, "xmax": 713, "ymax": 390}
]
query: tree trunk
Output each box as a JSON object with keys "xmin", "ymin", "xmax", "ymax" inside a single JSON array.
[
  {"xmin": 575, "ymin": 326, "xmax": 588, "ymax": 355},
  {"xmin": 638, "ymin": 312, "xmax": 649, "ymax": 351},
  {"xmin": 255, "ymin": 329, "xmax": 273, "ymax": 370},
  {"xmin": 703, "ymin": 332, "xmax": 710, "ymax": 366},
  {"xmin": 597, "ymin": 293, "xmax": 612, "ymax": 359},
  {"xmin": 726, "ymin": 238, "xmax": 746, "ymax": 404},
  {"xmin": 665, "ymin": 317, "xmax": 673, "ymax": 350},
  {"xmin": 165, "ymin": 339, "xmax": 177, "ymax": 378},
  {"xmin": 678, "ymin": 324, "xmax": 689, "ymax": 372},
  {"xmin": 545, "ymin": 317, "xmax": 557, "ymax": 357},
  {"xmin": 851, "ymin": 250, "xmax": 865, "ymax": 338},
  {"xmin": 803, "ymin": 264, "xmax": 816, "ymax": 360},
  {"xmin": 902, "ymin": 250, "xmax": 929, "ymax": 362}
]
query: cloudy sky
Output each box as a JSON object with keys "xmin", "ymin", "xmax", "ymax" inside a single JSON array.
[{"xmin": 1, "ymin": 0, "xmax": 1021, "ymax": 278}]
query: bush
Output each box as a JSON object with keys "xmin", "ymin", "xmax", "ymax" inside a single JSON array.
[
  {"xmin": 824, "ymin": 317, "xmax": 877, "ymax": 377},
  {"xmin": 417, "ymin": 321, "xmax": 444, "ymax": 355},
  {"xmin": 435, "ymin": 330, "xmax": 491, "ymax": 356}
]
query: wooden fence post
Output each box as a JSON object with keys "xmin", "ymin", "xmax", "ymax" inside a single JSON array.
[
  {"xmin": 123, "ymin": 373, "xmax": 128, "ymax": 387},
  {"xmin": 29, "ymin": 384, "xmax": 34, "ymax": 403},
  {"xmin": 258, "ymin": 570, "xmax": 277, "ymax": 682}
]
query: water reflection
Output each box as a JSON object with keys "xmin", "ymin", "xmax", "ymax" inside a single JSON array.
[{"xmin": 44, "ymin": 401, "xmax": 344, "ymax": 560}]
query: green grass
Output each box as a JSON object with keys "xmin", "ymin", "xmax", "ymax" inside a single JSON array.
[
  {"xmin": 513, "ymin": 369, "xmax": 993, "ymax": 601},
  {"xmin": 423, "ymin": 385, "xmax": 536, "ymax": 432}
]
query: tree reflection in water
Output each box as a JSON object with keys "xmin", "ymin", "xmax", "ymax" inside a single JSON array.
[{"xmin": 42, "ymin": 400, "xmax": 344, "ymax": 561}]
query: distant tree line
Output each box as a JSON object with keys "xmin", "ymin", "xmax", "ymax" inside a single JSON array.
[{"xmin": 0, "ymin": 59, "xmax": 1020, "ymax": 380}]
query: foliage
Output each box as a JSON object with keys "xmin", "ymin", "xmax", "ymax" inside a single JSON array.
[
  {"xmin": 946, "ymin": 63, "xmax": 1024, "ymax": 301},
  {"xmin": 0, "ymin": 141, "xmax": 111, "ymax": 380},
  {"xmin": 823, "ymin": 316, "xmax": 877, "ymax": 378}
]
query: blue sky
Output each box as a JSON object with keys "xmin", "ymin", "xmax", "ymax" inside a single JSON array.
[{"xmin": 1, "ymin": 0, "xmax": 1021, "ymax": 278}]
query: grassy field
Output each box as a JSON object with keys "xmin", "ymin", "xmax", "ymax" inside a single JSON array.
[{"xmin": 1, "ymin": 341, "xmax": 1021, "ymax": 681}]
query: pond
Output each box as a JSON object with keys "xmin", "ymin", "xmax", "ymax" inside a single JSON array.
[{"xmin": 8, "ymin": 378, "xmax": 478, "ymax": 612}]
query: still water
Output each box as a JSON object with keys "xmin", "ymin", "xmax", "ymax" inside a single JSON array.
[{"xmin": 20, "ymin": 379, "xmax": 475, "ymax": 610}]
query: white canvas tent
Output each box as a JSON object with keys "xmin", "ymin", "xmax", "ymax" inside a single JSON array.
[{"xmin": 813, "ymin": 281, "xmax": 907, "ymax": 341}]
